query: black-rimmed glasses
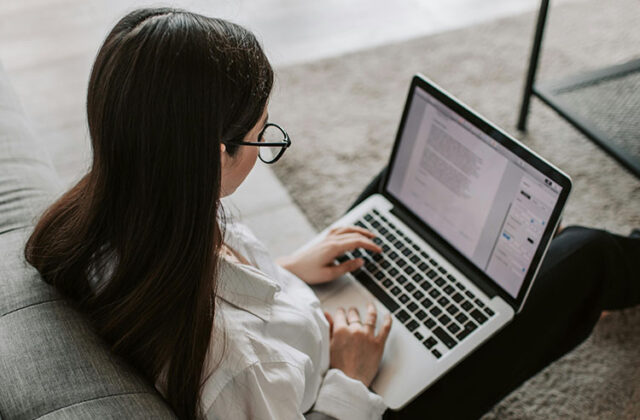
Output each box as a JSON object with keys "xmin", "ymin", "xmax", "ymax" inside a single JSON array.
[{"xmin": 226, "ymin": 122, "xmax": 291, "ymax": 164}]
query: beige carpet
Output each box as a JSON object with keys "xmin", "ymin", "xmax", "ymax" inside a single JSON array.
[{"xmin": 269, "ymin": 0, "xmax": 640, "ymax": 418}]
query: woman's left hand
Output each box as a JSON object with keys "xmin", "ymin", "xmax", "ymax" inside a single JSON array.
[{"xmin": 276, "ymin": 226, "xmax": 382, "ymax": 285}]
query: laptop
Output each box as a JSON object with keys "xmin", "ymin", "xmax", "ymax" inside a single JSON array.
[{"xmin": 306, "ymin": 74, "xmax": 572, "ymax": 409}]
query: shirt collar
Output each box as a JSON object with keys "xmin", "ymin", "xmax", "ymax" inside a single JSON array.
[{"xmin": 216, "ymin": 257, "xmax": 280, "ymax": 322}]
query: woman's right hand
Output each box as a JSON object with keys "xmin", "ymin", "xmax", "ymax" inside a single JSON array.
[{"xmin": 324, "ymin": 302, "xmax": 392, "ymax": 387}]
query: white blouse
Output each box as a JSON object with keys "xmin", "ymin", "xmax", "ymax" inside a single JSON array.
[{"xmin": 196, "ymin": 222, "xmax": 387, "ymax": 420}]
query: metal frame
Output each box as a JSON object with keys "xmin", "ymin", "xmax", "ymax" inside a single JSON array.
[{"xmin": 517, "ymin": 0, "xmax": 640, "ymax": 178}]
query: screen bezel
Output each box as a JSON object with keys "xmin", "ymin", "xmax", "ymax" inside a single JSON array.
[{"xmin": 383, "ymin": 74, "xmax": 572, "ymax": 311}]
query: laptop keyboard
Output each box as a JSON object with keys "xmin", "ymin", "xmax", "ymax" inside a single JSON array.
[{"xmin": 336, "ymin": 209, "xmax": 496, "ymax": 359}]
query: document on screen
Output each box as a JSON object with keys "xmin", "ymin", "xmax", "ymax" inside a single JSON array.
[{"xmin": 397, "ymin": 103, "xmax": 508, "ymax": 258}]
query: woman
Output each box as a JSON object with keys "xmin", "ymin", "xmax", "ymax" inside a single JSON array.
[{"xmin": 24, "ymin": 7, "xmax": 640, "ymax": 420}]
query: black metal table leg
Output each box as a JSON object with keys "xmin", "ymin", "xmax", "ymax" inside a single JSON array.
[{"xmin": 517, "ymin": 0, "xmax": 551, "ymax": 131}]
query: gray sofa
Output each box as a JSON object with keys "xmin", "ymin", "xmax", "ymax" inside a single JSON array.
[{"xmin": 0, "ymin": 62, "xmax": 177, "ymax": 419}]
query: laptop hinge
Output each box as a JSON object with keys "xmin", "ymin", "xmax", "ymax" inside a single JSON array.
[{"xmin": 390, "ymin": 205, "xmax": 498, "ymax": 299}]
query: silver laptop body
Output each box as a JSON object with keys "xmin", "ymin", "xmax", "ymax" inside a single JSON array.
[{"xmin": 306, "ymin": 74, "xmax": 571, "ymax": 409}]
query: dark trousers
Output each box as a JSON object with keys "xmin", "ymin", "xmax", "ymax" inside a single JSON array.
[{"xmin": 349, "ymin": 169, "xmax": 640, "ymax": 420}]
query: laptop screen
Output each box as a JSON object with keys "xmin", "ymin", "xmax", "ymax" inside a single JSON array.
[{"xmin": 386, "ymin": 83, "xmax": 563, "ymax": 299}]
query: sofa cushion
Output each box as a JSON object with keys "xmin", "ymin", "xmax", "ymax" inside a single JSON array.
[{"xmin": 0, "ymin": 61, "xmax": 176, "ymax": 419}]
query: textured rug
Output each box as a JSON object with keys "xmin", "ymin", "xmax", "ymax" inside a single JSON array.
[{"xmin": 269, "ymin": 0, "xmax": 640, "ymax": 418}]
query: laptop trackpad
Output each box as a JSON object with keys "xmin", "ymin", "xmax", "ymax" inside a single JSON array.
[{"xmin": 318, "ymin": 276, "xmax": 436, "ymax": 410}]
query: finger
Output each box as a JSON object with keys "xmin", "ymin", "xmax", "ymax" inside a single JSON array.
[
  {"xmin": 376, "ymin": 313, "xmax": 393, "ymax": 344},
  {"xmin": 324, "ymin": 311, "xmax": 334, "ymax": 339},
  {"xmin": 332, "ymin": 235, "xmax": 382, "ymax": 255},
  {"xmin": 338, "ymin": 226, "xmax": 377, "ymax": 239},
  {"xmin": 328, "ymin": 226, "xmax": 342, "ymax": 236},
  {"xmin": 347, "ymin": 307, "xmax": 361, "ymax": 325},
  {"xmin": 328, "ymin": 225, "xmax": 376, "ymax": 239},
  {"xmin": 364, "ymin": 302, "xmax": 378, "ymax": 333},
  {"xmin": 333, "ymin": 307, "xmax": 347, "ymax": 329},
  {"xmin": 328, "ymin": 258, "xmax": 364, "ymax": 278}
]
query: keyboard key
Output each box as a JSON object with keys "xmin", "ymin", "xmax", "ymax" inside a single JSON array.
[
  {"xmin": 407, "ymin": 302, "xmax": 419, "ymax": 312},
  {"xmin": 415, "ymin": 310, "xmax": 427, "ymax": 320},
  {"xmin": 399, "ymin": 294, "xmax": 409, "ymax": 304},
  {"xmin": 372, "ymin": 221, "xmax": 381, "ymax": 229},
  {"xmin": 434, "ymin": 327, "xmax": 457, "ymax": 349},
  {"xmin": 426, "ymin": 270, "xmax": 437, "ymax": 279},
  {"xmin": 412, "ymin": 244, "xmax": 420, "ymax": 251},
  {"xmin": 429, "ymin": 307, "xmax": 442, "ymax": 317},
  {"xmin": 387, "ymin": 234, "xmax": 396, "ymax": 242},
  {"xmin": 396, "ymin": 309, "xmax": 410, "ymax": 323},
  {"xmin": 464, "ymin": 320, "xmax": 477, "ymax": 333},
  {"xmin": 402, "ymin": 248, "xmax": 412, "ymax": 256},
  {"xmin": 424, "ymin": 336, "xmax": 437, "ymax": 349},
  {"xmin": 455, "ymin": 313, "xmax": 468, "ymax": 324},
  {"xmin": 389, "ymin": 251, "xmax": 398, "ymax": 259},
  {"xmin": 421, "ymin": 297, "xmax": 433, "ymax": 309},
  {"xmin": 353, "ymin": 271, "xmax": 399, "ymax": 312},
  {"xmin": 435, "ymin": 277, "xmax": 445, "ymax": 287},
  {"xmin": 438, "ymin": 267, "xmax": 447, "ymax": 274},
  {"xmin": 438, "ymin": 314, "xmax": 451, "ymax": 326},
  {"xmin": 412, "ymin": 273, "xmax": 424, "ymax": 282},
  {"xmin": 390, "ymin": 286, "xmax": 401, "ymax": 296},
  {"xmin": 413, "ymin": 290, "xmax": 425, "ymax": 300},
  {"xmin": 444, "ymin": 285, "xmax": 455, "ymax": 295},
  {"xmin": 471, "ymin": 309, "xmax": 488, "ymax": 324},
  {"xmin": 335, "ymin": 254, "xmax": 351, "ymax": 264},
  {"xmin": 446, "ymin": 305, "xmax": 459, "ymax": 316},
  {"xmin": 452, "ymin": 292, "xmax": 464, "ymax": 303},
  {"xmin": 364, "ymin": 214, "xmax": 373, "ymax": 222},
  {"xmin": 418, "ymin": 262, "xmax": 429, "ymax": 271},
  {"xmin": 379, "ymin": 227, "xmax": 388, "ymax": 235},
  {"xmin": 465, "ymin": 290, "xmax": 475, "ymax": 299},
  {"xmin": 456, "ymin": 328, "xmax": 472, "ymax": 341},
  {"xmin": 395, "ymin": 241, "xmax": 405, "ymax": 250},
  {"xmin": 420, "ymin": 281, "xmax": 432, "ymax": 291},
  {"xmin": 397, "ymin": 275, "xmax": 407, "ymax": 284},
  {"xmin": 351, "ymin": 249, "xmax": 366, "ymax": 259},
  {"xmin": 447, "ymin": 274, "xmax": 457, "ymax": 282},
  {"xmin": 410, "ymin": 255, "xmax": 420, "ymax": 264},
  {"xmin": 485, "ymin": 307, "xmax": 495, "ymax": 317},
  {"xmin": 414, "ymin": 332, "xmax": 424, "ymax": 341},
  {"xmin": 456, "ymin": 282, "xmax": 466, "ymax": 291},
  {"xmin": 397, "ymin": 259, "xmax": 407, "ymax": 268},
  {"xmin": 461, "ymin": 300, "xmax": 473, "ymax": 311},
  {"xmin": 364, "ymin": 261, "xmax": 377, "ymax": 272},
  {"xmin": 375, "ymin": 271, "xmax": 385, "ymax": 280},
  {"xmin": 405, "ymin": 266, "xmax": 415, "ymax": 275},
  {"xmin": 404, "ymin": 283, "xmax": 416, "ymax": 292},
  {"xmin": 420, "ymin": 251, "xmax": 430, "ymax": 259},
  {"xmin": 431, "ymin": 349, "xmax": 442, "ymax": 359},
  {"xmin": 382, "ymin": 279, "xmax": 393, "ymax": 288},
  {"xmin": 447, "ymin": 323, "xmax": 461, "ymax": 334},
  {"xmin": 437, "ymin": 297, "xmax": 449, "ymax": 307},
  {"xmin": 389, "ymin": 267, "xmax": 399, "ymax": 276},
  {"xmin": 474, "ymin": 298, "xmax": 485, "ymax": 308},
  {"xmin": 429, "ymin": 288, "xmax": 441, "ymax": 298},
  {"xmin": 425, "ymin": 318, "xmax": 436, "ymax": 329},
  {"xmin": 406, "ymin": 320, "xmax": 419, "ymax": 331}
]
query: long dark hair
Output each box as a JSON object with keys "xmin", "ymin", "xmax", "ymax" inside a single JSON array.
[{"xmin": 25, "ymin": 8, "xmax": 273, "ymax": 419}]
